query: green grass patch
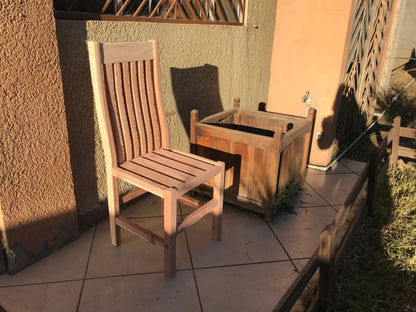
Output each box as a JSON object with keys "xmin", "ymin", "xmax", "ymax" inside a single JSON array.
[
  {"xmin": 273, "ymin": 181, "xmax": 302, "ymax": 214},
  {"xmin": 330, "ymin": 168, "xmax": 416, "ymax": 312}
]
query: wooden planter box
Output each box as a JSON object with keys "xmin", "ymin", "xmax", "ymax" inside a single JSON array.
[{"xmin": 190, "ymin": 105, "xmax": 316, "ymax": 220}]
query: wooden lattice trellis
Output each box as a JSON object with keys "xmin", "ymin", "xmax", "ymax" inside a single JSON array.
[
  {"xmin": 337, "ymin": 0, "xmax": 393, "ymax": 138},
  {"xmin": 54, "ymin": 0, "xmax": 245, "ymax": 25}
]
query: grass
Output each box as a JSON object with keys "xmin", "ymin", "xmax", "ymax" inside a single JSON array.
[
  {"xmin": 273, "ymin": 181, "xmax": 302, "ymax": 214},
  {"xmin": 330, "ymin": 167, "xmax": 416, "ymax": 311}
]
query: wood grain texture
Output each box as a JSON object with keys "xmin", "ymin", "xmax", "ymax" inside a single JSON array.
[
  {"xmin": 191, "ymin": 107, "xmax": 312, "ymax": 219},
  {"xmin": 88, "ymin": 40, "xmax": 224, "ymax": 278}
]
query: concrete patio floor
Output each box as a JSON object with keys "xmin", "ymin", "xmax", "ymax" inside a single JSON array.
[{"xmin": 0, "ymin": 158, "xmax": 366, "ymax": 312}]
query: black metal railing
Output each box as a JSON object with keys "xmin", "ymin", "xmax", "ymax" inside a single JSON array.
[{"xmin": 54, "ymin": 0, "xmax": 245, "ymax": 25}]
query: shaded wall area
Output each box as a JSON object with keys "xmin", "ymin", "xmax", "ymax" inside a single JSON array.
[
  {"xmin": 0, "ymin": 0, "xmax": 78, "ymax": 273},
  {"xmin": 171, "ymin": 64, "xmax": 223, "ymax": 137},
  {"xmin": 55, "ymin": 0, "xmax": 278, "ymax": 215}
]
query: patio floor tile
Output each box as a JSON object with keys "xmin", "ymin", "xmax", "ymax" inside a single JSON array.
[
  {"xmin": 339, "ymin": 158, "xmax": 367, "ymax": 173},
  {"xmin": 293, "ymin": 259, "xmax": 310, "ymax": 272},
  {"xmin": 120, "ymin": 193, "xmax": 164, "ymax": 218},
  {"xmin": 269, "ymin": 206, "xmax": 337, "ymax": 259},
  {"xmin": 0, "ymin": 228, "xmax": 94, "ymax": 287},
  {"xmin": 186, "ymin": 210, "xmax": 288, "ymax": 268},
  {"xmin": 79, "ymin": 271, "xmax": 200, "ymax": 312},
  {"xmin": 86, "ymin": 217, "xmax": 191, "ymax": 278},
  {"xmin": 0, "ymin": 156, "xmax": 364, "ymax": 311},
  {"xmin": 0, "ymin": 281, "xmax": 82, "ymax": 312},
  {"xmin": 305, "ymin": 173, "xmax": 359, "ymax": 205},
  {"xmin": 292, "ymin": 183, "xmax": 329, "ymax": 207},
  {"xmin": 195, "ymin": 261, "xmax": 298, "ymax": 312}
]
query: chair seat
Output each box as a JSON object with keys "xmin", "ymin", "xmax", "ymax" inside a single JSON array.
[{"xmin": 114, "ymin": 148, "xmax": 222, "ymax": 196}]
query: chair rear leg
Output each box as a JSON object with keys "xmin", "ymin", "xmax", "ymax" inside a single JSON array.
[
  {"xmin": 212, "ymin": 163, "xmax": 225, "ymax": 241},
  {"xmin": 163, "ymin": 189, "xmax": 177, "ymax": 278},
  {"xmin": 108, "ymin": 175, "xmax": 121, "ymax": 246}
]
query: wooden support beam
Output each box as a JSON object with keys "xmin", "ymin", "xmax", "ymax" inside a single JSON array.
[
  {"xmin": 400, "ymin": 127, "xmax": 416, "ymax": 139},
  {"xmin": 121, "ymin": 187, "xmax": 147, "ymax": 204},
  {"xmin": 390, "ymin": 116, "xmax": 401, "ymax": 165},
  {"xmin": 318, "ymin": 224, "xmax": 336, "ymax": 310},
  {"xmin": 116, "ymin": 216, "xmax": 164, "ymax": 248},
  {"xmin": 177, "ymin": 199, "xmax": 218, "ymax": 233},
  {"xmin": 178, "ymin": 194, "xmax": 203, "ymax": 209},
  {"xmin": 273, "ymin": 249, "xmax": 319, "ymax": 312}
]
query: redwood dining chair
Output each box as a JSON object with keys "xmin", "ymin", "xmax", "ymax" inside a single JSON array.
[{"xmin": 87, "ymin": 40, "xmax": 224, "ymax": 277}]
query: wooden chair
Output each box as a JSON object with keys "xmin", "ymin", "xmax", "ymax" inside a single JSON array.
[{"xmin": 87, "ymin": 40, "xmax": 225, "ymax": 277}]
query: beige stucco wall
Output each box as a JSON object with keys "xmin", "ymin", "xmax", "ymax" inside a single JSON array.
[
  {"xmin": 55, "ymin": 0, "xmax": 278, "ymax": 214},
  {"xmin": 267, "ymin": 0, "xmax": 355, "ymax": 166},
  {"xmin": 0, "ymin": 0, "xmax": 78, "ymax": 272},
  {"xmin": 377, "ymin": 0, "xmax": 411, "ymax": 91}
]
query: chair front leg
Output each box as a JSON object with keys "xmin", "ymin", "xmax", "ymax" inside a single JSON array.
[
  {"xmin": 108, "ymin": 175, "xmax": 121, "ymax": 246},
  {"xmin": 212, "ymin": 162, "xmax": 225, "ymax": 240},
  {"xmin": 163, "ymin": 189, "xmax": 177, "ymax": 278}
]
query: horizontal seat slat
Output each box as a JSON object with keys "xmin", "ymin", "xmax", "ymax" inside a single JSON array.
[
  {"xmin": 120, "ymin": 161, "xmax": 183, "ymax": 188},
  {"xmin": 113, "ymin": 167, "xmax": 168, "ymax": 196},
  {"xmin": 143, "ymin": 153, "xmax": 205, "ymax": 176},
  {"xmin": 131, "ymin": 156, "xmax": 194, "ymax": 182},
  {"xmin": 155, "ymin": 148, "xmax": 215, "ymax": 170}
]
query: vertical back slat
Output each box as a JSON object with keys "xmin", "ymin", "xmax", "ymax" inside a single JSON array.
[
  {"xmin": 151, "ymin": 40, "xmax": 170, "ymax": 148},
  {"xmin": 145, "ymin": 60, "xmax": 161, "ymax": 150},
  {"xmin": 97, "ymin": 40, "xmax": 170, "ymax": 162},
  {"xmin": 138, "ymin": 61, "xmax": 154, "ymax": 153},
  {"xmin": 87, "ymin": 41, "xmax": 119, "ymax": 169},
  {"xmin": 114, "ymin": 63, "xmax": 134, "ymax": 160},
  {"xmin": 130, "ymin": 62, "xmax": 148, "ymax": 156},
  {"xmin": 104, "ymin": 63, "xmax": 124, "ymax": 162},
  {"xmin": 122, "ymin": 62, "xmax": 141, "ymax": 158}
]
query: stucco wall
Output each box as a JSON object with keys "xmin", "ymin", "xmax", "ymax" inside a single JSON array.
[
  {"xmin": 55, "ymin": 0, "xmax": 277, "ymax": 214},
  {"xmin": 0, "ymin": 0, "xmax": 78, "ymax": 272},
  {"xmin": 390, "ymin": 0, "xmax": 416, "ymax": 68},
  {"xmin": 377, "ymin": 0, "xmax": 415, "ymax": 91}
]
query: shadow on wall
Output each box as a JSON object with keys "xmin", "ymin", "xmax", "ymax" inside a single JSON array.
[
  {"xmin": 317, "ymin": 83, "xmax": 372, "ymax": 162},
  {"xmin": 4, "ymin": 212, "xmax": 78, "ymax": 274},
  {"xmin": 55, "ymin": 22, "xmax": 104, "ymax": 228},
  {"xmin": 404, "ymin": 48, "xmax": 416, "ymax": 79},
  {"xmin": 170, "ymin": 64, "xmax": 224, "ymax": 138}
]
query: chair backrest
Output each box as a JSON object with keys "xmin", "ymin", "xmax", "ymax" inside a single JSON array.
[{"xmin": 87, "ymin": 40, "xmax": 169, "ymax": 167}]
